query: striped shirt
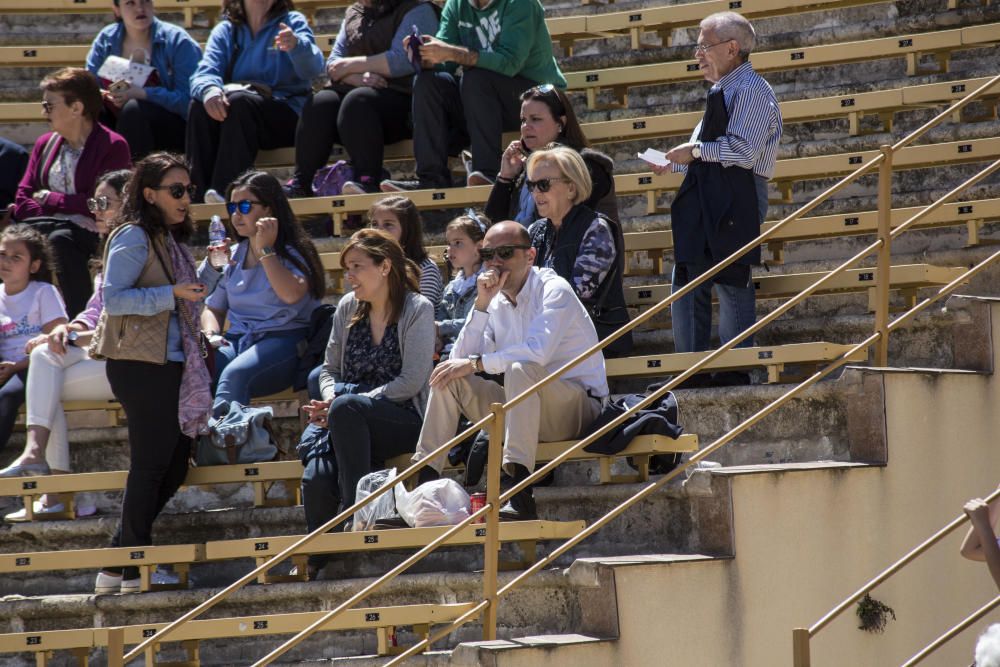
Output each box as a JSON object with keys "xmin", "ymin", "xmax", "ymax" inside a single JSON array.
[
  {"xmin": 418, "ymin": 255, "xmax": 444, "ymax": 307},
  {"xmin": 673, "ymin": 61, "xmax": 782, "ymax": 179}
]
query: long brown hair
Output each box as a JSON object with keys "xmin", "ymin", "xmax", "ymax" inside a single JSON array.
[
  {"xmin": 340, "ymin": 228, "xmax": 419, "ymax": 327},
  {"xmin": 225, "ymin": 170, "xmax": 326, "ymax": 299},
  {"xmin": 367, "ymin": 195, "xmax": 429, "ymax": 263},
  {"xmin": 117, "ymin": 152, "xmax": 194, "ymax": 242},
  {"xmin": 520, "ymin": 84, "xmax": 589, "ymax": 151}
]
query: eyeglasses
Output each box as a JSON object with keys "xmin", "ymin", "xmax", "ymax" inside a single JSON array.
[
  {"xmin": 87, "ymin": 195, "xmax": 118, "ymax": 212},
  {"xmin": 40, "ymin": 100, "xmax": 58, "ymax": 114},
  {"xmin": 525, "ymin": 177, "xmax": 570, "ymax": 193},
  {"xmin": 151, "ymin": 183, "xmax": 197, "ymax": 200},
  {"xmin": 478, "ymin": 244, "xmax": 531, "ymax": 261},
  {"xmin": 531, "ymin": 83, "xmax": 556, "ymax": 95},
  {"xmin": 226, "ymin": 199, "xmax": 263, "ymax": 215},
  {"xmin": 694, "ymin": 40, "xmax": 732, "ymax": 54}
]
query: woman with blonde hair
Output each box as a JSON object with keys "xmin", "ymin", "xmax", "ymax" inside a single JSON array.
[{"xmin": 524, "ymin": 145, "xmax": 632, "ymax": 356}]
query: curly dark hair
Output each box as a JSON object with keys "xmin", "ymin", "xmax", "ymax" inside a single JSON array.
[
  {"xmin": 222, "ymin": 0, "xmax": 296, "ymax": 25},
  {"xmin": 1, "ymin": 224, "xmax": 56, "ymax": 284},
  {"xmin": 224, "ymin": 170, "xmax": 326, "ymax": 299},
  {"xmin": 118, "ymin": 152, "xmax": 195, "ymax": 243}
]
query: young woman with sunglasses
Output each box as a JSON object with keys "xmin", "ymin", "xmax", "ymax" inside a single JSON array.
[
  {"xmin": 93, "ymin": 152, "xmax": 211, "ymax": 594},
  {"xmin": 201, "ymin": 171, "xmax": 325, "ymax": 417},
  {"xmin": 524, "ymin": 145, "xmax": 632, "ymax": 357},
  {"xmin": 485, "ymin": 84, "xmax": 618, "ymax": 227},
  {"xmin": 0, "ymin": 170, "xmax": 131, "ymax": 519},
  {"xmin": 13, "ymin": 67, "xmax": 132, "ymax": 317}
]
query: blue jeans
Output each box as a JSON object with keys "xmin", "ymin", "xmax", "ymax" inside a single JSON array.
[
  {"xmin": 212, "ymin": 329, "xmax": 307, "ymax": 416},
  {"xmin": 671, "ymin": 176, "xmax": 769, "ymax": 353}
]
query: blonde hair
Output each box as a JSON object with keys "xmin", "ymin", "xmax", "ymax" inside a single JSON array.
[{"xmin": 525, "ymin": 145, "xmax": 592, "ymax": 206}]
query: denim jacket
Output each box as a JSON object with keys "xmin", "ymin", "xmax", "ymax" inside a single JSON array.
[
  {"xmin": 435, "ymin": 266, "xmax": 483, "ymax": 349},
  {"xmin": 86, "ymin": 17, "xmax": 202, "ymax": 119}
]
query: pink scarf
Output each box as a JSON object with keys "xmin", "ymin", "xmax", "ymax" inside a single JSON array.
[{"xmin": 166, "ymin": 234, "xmax": 212, "ymax": 438}]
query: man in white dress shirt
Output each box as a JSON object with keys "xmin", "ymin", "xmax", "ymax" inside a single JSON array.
[{"xmin": 413, "ymin": 221, "xmax": 608, "ymax": 519}]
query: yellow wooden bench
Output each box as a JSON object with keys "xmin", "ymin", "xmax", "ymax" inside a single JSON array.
[
  {"xmin": 0, "ymin": 460, "xmax": 304, "ymax": 521},
  {"xmin": 567, "ymin": 23, "xmax": 1000, "ymax": 108},
  {"xmin": 205, "ymin": 519, "xmax": 585, "ymax": 582},
  {"xmin": 387, "ymin": 433, "xmax": 700, "ymax": 486},
  {"xmin": 625, "ymin": 264, "xmax": 968, "ymax": 316},
  {"xmin": 0, "ymin": 544, "xmax": 202, "ymax": 592},
  {"xmin": 0, "ymin": 603, "xmax": 477, "ymax": 665},
  {"xmin": 186, "ymin": 135, "xmax": 1000, "ymax": 234},
  {"xmin": 606, "ymin": 341, "xmax": 869, "ymax": 384}
]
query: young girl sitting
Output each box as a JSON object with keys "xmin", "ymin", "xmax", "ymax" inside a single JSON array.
[
  {"xmin": 0, "ymin": 225, "xmax": 69, "ymax": 469},
  {"xmin": 367, "ymin": 195, "xmax": 443, "ymax": 307},
  {"xmin": 0, "ymin": 171, "xmax": 129, "ymax": 520},
  {"xmin": 436, "ymin": 210, "xmax": 487, "ymax": 358}
]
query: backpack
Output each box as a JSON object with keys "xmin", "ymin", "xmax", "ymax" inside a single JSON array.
[
  {"xmin": 196, "ymin": 401, "xmax": 279, "ymax": 466},
  {"xmin": 312, "ymin": 160, "xmax": 354, "ymax": 197}
]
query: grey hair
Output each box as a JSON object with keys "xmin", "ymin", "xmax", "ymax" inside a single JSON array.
[{"xmin": 700, "ymin": 11, "xmax": 756, "ymax": 60}]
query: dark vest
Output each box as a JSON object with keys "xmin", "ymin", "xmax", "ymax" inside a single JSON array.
[
  {"xmin": 670, "ymin": 86, "xmax": 761, "ymax": 270},
  {"xmin": 341, "ymin": 0, "xmax": 430, "ymax": 94},
  {"xmin": 530, "ymin": 203, "xmax": 633, "ymax": 358}
]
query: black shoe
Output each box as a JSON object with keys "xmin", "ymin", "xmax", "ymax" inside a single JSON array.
[
  {"xmin": 499, "ymin": 463, "xmax": 537, "ymax": 521},
  {"xmin": 379, "ymin": 179, "xmax": 421, "ymax": 192},
  {"xmin": 373, "ymin": 515, "xmax": 410, "ymax": 530},
  {"xmin": 417, "ymin": 466, "xmax": 440, "ymax": 485},
  {"xmin": 282, "ymin": 176, "xmax": 310, "ymax": 199}
]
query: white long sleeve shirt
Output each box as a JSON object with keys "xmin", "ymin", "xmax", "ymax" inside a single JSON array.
[{"xmin": 451, "ymin": 268, "xmax": 609, "ymax": 398}]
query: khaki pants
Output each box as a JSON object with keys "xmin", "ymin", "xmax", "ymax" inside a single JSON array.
[{"xmin": 414, "ymin": 361, "xmax": 602, "ymax": 474}]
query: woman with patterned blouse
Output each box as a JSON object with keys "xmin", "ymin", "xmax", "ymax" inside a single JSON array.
[{"xmin": 298, "ymin": 228, "xmax": 434, "ymax": 578}]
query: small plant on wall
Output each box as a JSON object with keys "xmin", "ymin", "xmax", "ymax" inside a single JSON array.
[{"xmin": 857, "ymin": 593, "xmax": 896, "ymax": 633}]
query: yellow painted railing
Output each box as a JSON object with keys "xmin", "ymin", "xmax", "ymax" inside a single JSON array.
[
  {"xmin": 112, "ymin": 72, "xmax": 1000, "ymax": 666},
  {"xmin": 793, "ymin": 485, "xmax": 1000, "ymax": 667}
]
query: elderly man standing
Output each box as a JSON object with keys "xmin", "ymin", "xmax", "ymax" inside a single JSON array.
[
  {"xmin": 412, "ymin": 221, "xmax": 607, "ymax": 520},
  {"xmin": 657, "ymin": 12, "xmax": 781, "ymax": 384}
]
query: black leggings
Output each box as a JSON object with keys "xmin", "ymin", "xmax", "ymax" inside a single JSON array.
[
  {"xmin": 104, "ymin": 359, "xmax": 191, "ymax": 579},
  {"xmin": 101, "ymin": 99, "xmax": 186, "ymax": 161},
  {"xmin": 293, "ymin": 85, "xmax": 412, "ymax": 191},
  {"xmin": 0, "ymin": 370, "xmax": 28, "ymax": 461}
]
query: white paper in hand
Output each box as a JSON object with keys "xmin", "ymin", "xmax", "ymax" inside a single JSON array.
[{"xmin": 637, "ymin": 148, "xmax": 671, "ymax": 168}]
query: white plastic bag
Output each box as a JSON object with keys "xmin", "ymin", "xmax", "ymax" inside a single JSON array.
[
  {"xmin": 353, "ymin": 468, "xmax": 400, "ymax": 532},
  {"xmin": 394, "ymin": 478, "xmax": 471, "ymax": 528}
]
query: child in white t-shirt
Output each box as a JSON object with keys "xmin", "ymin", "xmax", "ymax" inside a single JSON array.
[{"xmin": 0, "ymin": 224, "xmax": 68, "ymax": 461}]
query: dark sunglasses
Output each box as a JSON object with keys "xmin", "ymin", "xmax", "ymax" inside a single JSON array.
[
  {"xmin": 525, "ymin": 177, "xmax": 569, "ymax": 193},
  {"xmin": 531, "ymin": 83, "xmax": 556, "ymax": 95},
  {"xmin": 479, "ymin": 244, "xmax": 531, "ymax": 261},
  {"xmin": 226, "ymin": 199, "xmax": 263, "ymax": 215},
  {"xmin": 40, "ymin": 100, "xmax": 56, "ymax": 113},
  {"xmin": 87, "ymin": 195, "xmax": 118, "ymax": 212},
  {"xmin": 151, "ymin": 183, "xmax": 197, "ymax": 200}
]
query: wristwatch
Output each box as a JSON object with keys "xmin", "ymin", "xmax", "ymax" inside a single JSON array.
[
  {"xmin": 468, "ymin": 354, "xmax": 483, "ymax": 373},
  {"xmin": 66, "ymin": 330, "xmax": 80, "ymax": 347},
  {"xmin": 691, "ymin": 143, "xmax": 702, "ymax": 160},
  {"xmin": 259, "ymin": 246, "xmax": 276, "ymax": 259}
]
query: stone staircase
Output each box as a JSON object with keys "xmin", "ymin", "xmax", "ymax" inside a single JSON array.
[{"xmin": 2, "ymin": 0, "xmax": 1000, "ymax": 665}]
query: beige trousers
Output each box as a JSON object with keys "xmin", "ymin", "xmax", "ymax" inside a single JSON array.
[{"xmin": 414, "ymin": 361, "xmax": 602, "ymax": 474}]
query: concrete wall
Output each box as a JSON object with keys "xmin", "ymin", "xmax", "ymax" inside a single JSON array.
[{"xmin": 502, "ymin": 301, "xmax": 1000, "ymax": 667}]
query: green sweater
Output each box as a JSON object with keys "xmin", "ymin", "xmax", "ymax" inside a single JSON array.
[{"xmin": 436, "ymin": 0, "xmax": 566, "ymax": 88}]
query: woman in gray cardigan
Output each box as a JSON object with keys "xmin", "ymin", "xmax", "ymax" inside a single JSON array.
[{"xmin": 300, "ymin": 229, "xmax": 434, "ymax": 574}]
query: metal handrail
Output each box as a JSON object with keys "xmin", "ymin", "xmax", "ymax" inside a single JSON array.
[
  {"xmin": 900, "ymin": 594, "xmax": 1000, "ymax": 667},
  {"xmin": 386, "ymin": 246, "xmax": 1000, "ymax": 666},
  {"xmin": 125, "ymin": 71, "xmax": 1000, "ymax": 666},
  {"xmin": 793, "ymin": 484, "xmax": 1000, "ymax": 666}
]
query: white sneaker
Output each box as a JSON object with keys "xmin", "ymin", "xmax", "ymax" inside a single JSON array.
[
  {"xmin": 120, "ymin": 577, "xmax": 142, "ymax": 594},
  {"xmin": 4, "ymin": 500, "xmax": 66, "ymax": 523},
  {"xmin": 204, "ymin": 189, "xmax": 226, "ymax": 204},
  {"xmin": 95, "ymin": 571, "xmax": 122, "ymax": 594}
]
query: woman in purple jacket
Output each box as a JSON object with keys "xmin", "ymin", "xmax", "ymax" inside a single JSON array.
[{"xmin": 14, "ymin": 67, "xmax": 132, "ymax": 316}]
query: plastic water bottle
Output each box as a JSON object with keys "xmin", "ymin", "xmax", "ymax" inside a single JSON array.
[{"xmin": 208, "ymin": 214, "xmax": 228, "ymax": 268}]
